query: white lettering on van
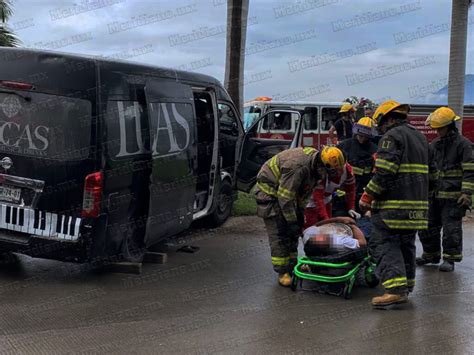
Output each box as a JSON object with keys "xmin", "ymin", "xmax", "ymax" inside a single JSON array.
[
  {"xmin": 116, "ymin": 101, "xmax": 147, "ymax": 157},
  {"xmin": 0, "ymin": 122, "xmax": 49, "ymax": 151},
  {"xmin": 0, "ymin": 122, "xmax": 19, "ymax": 145},
  {"xmin": 114, "ymin": 101, "xmax": 191, "ymax": 159},
  {"xmin": 15, "ymin": 125, "xmax": 37, "ymax": 149},
  {"xmin": 151, "ymin": 103, "xmax": 190, "ymax": 156},
  {"xmin": 34, "ymin": 126, "xmax": 49, "ymax": 150},
  {"xmin": 171, "ymin": 103, "xmax": 190, "ymax": 150}
]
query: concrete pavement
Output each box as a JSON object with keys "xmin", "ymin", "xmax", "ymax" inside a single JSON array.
[{"xmin": 0, "ymin": 216, "xmax": 473, "ymax": 354}]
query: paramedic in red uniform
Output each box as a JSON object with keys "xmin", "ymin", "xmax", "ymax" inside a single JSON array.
[{"xmin": 304, "ymin": 147, "xmax": 360, "ymax": 229}]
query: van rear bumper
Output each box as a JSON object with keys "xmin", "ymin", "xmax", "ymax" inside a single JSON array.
[
  {"xmin": 0, "ymin": 203, "xmax": 82, "ymax": 241},
  {"xmin": 0, "ymin": 215, "xmax": 107, "ymax": 263},
  {"xmin": 0, "ymin": 230, "xmax": 85, "ymax": 262}
]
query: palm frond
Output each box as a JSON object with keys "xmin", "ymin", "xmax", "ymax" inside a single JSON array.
[
  {"xmin": 0, "ymin": 0, "xmax": 13, "ymax": 22},
  {"xmin": 0, "ymin": 24, "xmax": 20, "ymax": 47}
]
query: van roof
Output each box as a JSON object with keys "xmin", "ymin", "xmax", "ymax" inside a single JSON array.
[{"xmin": 0, "ymin": 47, "xmax": 222, "ymax": 87}]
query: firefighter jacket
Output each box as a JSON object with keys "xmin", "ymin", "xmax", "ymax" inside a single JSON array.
[
  {"xmin": 338, "ymin": 138, "xmax": 377, "ymax": 196},
  {"xmin": 365, "ymin": 122, "xmax": 431, "ymax": 230},
  {"xmin": 431, "ymin": 130, "xmax": 474, "ymax": 200},
  {"xmin": 306, "ymin": 162, "xmax": 356, "ymax": 220},
  {"xmin": 255, "ymin": 147, "xmax": 322, "ymax": 223}
]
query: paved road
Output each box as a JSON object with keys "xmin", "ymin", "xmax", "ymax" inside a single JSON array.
[{"xmin": 0, "ymin": 216, "xmax": 473, "ymax": 354}]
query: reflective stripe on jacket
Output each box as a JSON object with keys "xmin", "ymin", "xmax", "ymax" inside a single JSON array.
[
  {"xmin": 431, "ymin": 130, "xmax": 474, "ymax": 200},
  {"xmin": 365, "ymin": 122, "xmax": 431, "ymax": 230},
  {"xmin": 338, "ymin": 137, "xmax": 377, "ymax": 196},
  {"xmin": 255, "ymin": 147, "xmax": 321, "ymax": 222}
]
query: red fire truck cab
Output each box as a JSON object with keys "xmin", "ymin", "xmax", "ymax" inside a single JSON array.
[{"xmin": 243, "ymin": 97, "xmax": 474, "ymax": 147}]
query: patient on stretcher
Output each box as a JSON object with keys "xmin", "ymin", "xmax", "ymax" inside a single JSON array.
[{"xmin": 302, "ymin": 217, "xmax": 367, "ymax": 257}]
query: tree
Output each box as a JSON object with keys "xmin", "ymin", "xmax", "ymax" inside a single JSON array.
[
  {"xmin": 224, "ymin": 0, "xmax": 249, "ymax": 116},
  {"xmin": 0, "ymin": 0, "xmax": 19, "ymax": 47},
  {"xmin": 447, "ymin": 0, "xmax": 472, "ymax": 129}
]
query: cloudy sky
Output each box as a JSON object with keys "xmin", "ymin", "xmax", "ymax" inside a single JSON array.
[{"xmin": 7, "ymin": 0, "xmax": 474, "ymax": 104}]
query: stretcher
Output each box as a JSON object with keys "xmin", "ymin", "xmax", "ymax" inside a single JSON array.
[{"xmin": 290, "ymin": 247, "xmax": 378, "ymax": 299}]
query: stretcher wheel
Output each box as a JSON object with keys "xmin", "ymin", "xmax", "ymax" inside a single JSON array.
[{"xmin": 343, "ymin": 277, "xmax": 355, "ymax": 299}]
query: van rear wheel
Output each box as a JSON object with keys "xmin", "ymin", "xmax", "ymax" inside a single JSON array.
[
  {"xmin": 208, "ymin": 180, "xmax": 234, "ymax": 227},
  {"xmin": 120, "ymin": 218, "xmax": 146, "ymax": 263}
]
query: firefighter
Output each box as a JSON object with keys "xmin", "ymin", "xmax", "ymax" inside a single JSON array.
[
  {"xmin": 338, "ymin": 117, "xmax": 378, "ymax": 211},
  {"xmin": 255, "ymin": 147, "xmax": 330, "ymax": 287},
  {"xmin": 417, "ymin": 107, "xmax": 474, "ymax": 272},
  {"xmin": 304, "ymin": 147, "xmax": 358, "ymax": 229},
  {"xmin": 360, "ymin": 97, "xmax": 376, "ymax": 118},
  {"xmin": 329, "ymin": 103, "xmax": 356, "ymax": 144},
  {"xmin": 359, "ymin": 100, "xmax": 431, "ymax": 308}
]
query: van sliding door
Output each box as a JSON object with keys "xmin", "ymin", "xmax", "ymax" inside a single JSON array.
[{"xmin": 144, "ymin": 80, "xmax": 197, "ymax": 246}]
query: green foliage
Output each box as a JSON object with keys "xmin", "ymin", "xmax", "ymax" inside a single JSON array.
[
  {"xmin": 0, "ymin": 0, "xmax": 12, "ymax": 22},
  {"xmin": 0, "ymin": 0, "xmax": 19, "ymax": 47},
  {"xmin": 0, "ymin": 26, "xmax": 19, "ymax": 47},
  {"xmin": 232, "ymin": 192, "xmax": 257, "ymax": 216}
]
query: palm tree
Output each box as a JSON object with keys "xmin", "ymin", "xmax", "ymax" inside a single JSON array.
[
  {"xmin": 0, "ymin": 0, "xmax": 19, "ymax": 47},
  {"xmin": 447, "ymin": 0, "xmax": 472, "ymax": 129},
  {"xmin": 224, "ymin": 0, "xmax": 249, "ymax": 116}
]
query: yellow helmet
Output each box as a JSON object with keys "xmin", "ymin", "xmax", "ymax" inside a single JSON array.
[
  {"xmin": 339, "ymin": 103, "xmax": 355, "ymax": 113},
  {"xmin": 353, "ymin": 117, "xmax": 374, "ymax": 137},
  {"xmin": 357, "ymin": 117, "xmax": 373, "ymax": 127},
  {"xmin": 320, "ymin": 146, "xmax": 345, "ymax": 169},
  {"xmin": 372, "ymin": 100, "xmax": 410, "ymax": 125},
  {"xmin": 425, "ymin": 107, "xmax": 460, "ymax": 129}
]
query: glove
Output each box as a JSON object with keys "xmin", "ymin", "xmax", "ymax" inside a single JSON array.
[
  {"xmin": 457, "ymin": 193, "xmax": 472, "ymax": 208},
  {"xmin": 348, "ymin": 209, "xmax": 361, "ymax": 219},
  {"xmin": 359, "ymin": 192, "xmax": 374, "ymax": 213},
  {"xmin": 287, "ymin": 223, "xmax": 302, "ymax": 237}
]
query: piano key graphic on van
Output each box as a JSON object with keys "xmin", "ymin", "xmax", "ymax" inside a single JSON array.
[{"xmin": 0, "ymin": 204, "xmax": 81, "ymax": 241}]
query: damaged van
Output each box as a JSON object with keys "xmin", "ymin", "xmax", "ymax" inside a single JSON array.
[{"xmin": 0, "ymin": 48, "xmax": 302, "ymax": 264}]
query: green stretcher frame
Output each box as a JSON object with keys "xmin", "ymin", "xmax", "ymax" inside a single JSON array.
[{"xmin": 293, "ymin": 256, "xmax": 371, "ymax": 283}]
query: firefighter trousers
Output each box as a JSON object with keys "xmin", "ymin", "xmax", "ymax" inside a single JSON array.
[
  {"xmin": 369, "ymin": 216, "xmax": 416, "ymax": 295},
  {"xmin": 263, "ymin": 215, "xmax": 299, "ymax": 274},
  {"xmin": 418, "ymin": 199, "xmax": 465, "ymax": 262}
]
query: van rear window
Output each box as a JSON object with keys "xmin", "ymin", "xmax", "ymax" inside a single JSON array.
[{"xmin": 0, "ymin": 92, "xmax": 91, "ymax": 160}]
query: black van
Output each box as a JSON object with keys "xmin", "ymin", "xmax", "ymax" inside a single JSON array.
[{"xmin": 0, "ymin": 48, "xmax": 302, "ymax": 264}]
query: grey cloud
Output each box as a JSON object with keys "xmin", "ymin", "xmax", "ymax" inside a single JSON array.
[{"xmin": 6, "ymin": 0, "xmax": 473, "ymax": 103}]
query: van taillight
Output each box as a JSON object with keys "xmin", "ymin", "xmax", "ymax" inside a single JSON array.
[
  {"xmin": 81, "ymin": 172, "xmax": 103, "ymax": 218},
  {"xmin": 0, "ymin": 80, "xmax": 35, "ymax": 90}
]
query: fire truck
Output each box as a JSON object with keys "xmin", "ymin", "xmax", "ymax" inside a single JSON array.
[{"xmin": 243, "ymin": 97, "xmax": 474, "ymax": 147}]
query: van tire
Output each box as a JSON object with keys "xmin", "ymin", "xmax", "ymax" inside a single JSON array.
[
  {"xmin": 120, "ymin": 219, "xmax": 147, "ymax": 263},
  {"xmin": 208, "ymin": 180, "xmax": 234, "ymax": 227}
]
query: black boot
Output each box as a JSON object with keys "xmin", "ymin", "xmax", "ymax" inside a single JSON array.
[
  {"xmin": 439, "ymin": 260, "xmax": 455, "ymax": 272},
  {"xmin": 416, "ymin": 256, "xmax": 440, "ymax": 266}
]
